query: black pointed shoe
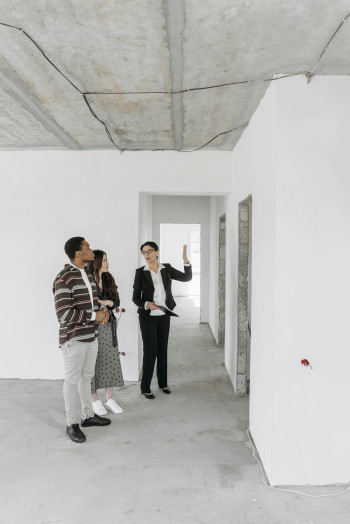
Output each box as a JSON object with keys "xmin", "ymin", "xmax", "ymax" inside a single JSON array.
[
  {"xmin": 141, "ymin": 390, "xmax": 155, "ymax": 399},
  {"xmin": 160, "ymin": 387, "xmax": 171, "ymax": 394},
  {"xmin": 66, "ymin": 424, "xmax": 86, "ymax": 443},
  {"xmin": 81, "ymin": 415, "xmax": 111, "ymax": 427}
]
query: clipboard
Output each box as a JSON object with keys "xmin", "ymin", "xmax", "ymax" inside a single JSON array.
[{"xmin": 155, "ymin": 305, "xmax": 179, "ymax": 317}]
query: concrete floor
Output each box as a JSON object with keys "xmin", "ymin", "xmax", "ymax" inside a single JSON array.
[{"xmin": 1, "ymin": 297, "xmax": 349, "ymax": 524}]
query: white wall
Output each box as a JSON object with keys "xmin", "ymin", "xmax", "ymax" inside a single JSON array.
[
  {"xmin": 209, "ymin": 195, "xmax": 227, "ymax": 343},
  {"xmin": 0, "ymin": 150, "xmax": 231, "ymax": 381},
  {"xmin": 272, "ymin": 76, "xmax": 350, "ymax": 485},
  {"xmin": 209, "ymin": 197, "xmax": 218, "ymax": 338},
  {"xmin": 215, "ymin": 82, "xmax": 277, "ymax": 481},
  {"xmin": 230, "ymin": 76, "xmax": 350, "ymax": 485},
  {"xmin": 139, "ymin": 194, "xmax": 153, "ymax": 249},
  {"xmin": 137, "ymin": 193, "xmax": 153, "ymax": 374},
  {"xmin": 152, "ymin": 195, "xmax": 211, "ymax": 322}
]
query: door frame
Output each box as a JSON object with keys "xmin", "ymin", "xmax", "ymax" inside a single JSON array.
[{"xmin": 236, "ymin": 195, "xmax": 252, "ymax": 395}]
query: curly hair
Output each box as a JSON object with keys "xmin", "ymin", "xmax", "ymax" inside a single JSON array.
[{"xmin": 64, "ymin": 236, "xmax": 84, "ymax": 260}]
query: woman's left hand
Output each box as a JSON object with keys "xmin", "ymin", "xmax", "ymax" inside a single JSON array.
[
  {"xmin": 98, "ymin": 299, "xmax": 114, "ymax": 307},
  {"xmin": 183, "ymin": 244, "xmax": 189, "ymax": 264}
]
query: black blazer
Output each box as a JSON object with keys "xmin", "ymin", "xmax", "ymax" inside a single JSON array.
[{"xmin": 132, "ymin": 263, "xmax": 192, "ymax": 316}]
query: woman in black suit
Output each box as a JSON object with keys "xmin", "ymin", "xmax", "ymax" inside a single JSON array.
[{"xmin": 132, "ymin": 241, "xmax": 192, "ymax": 399}]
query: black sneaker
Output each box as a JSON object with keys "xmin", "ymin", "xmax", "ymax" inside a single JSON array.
[{"xmin": 66, "ymin": 424, "xmax": 86, "ymax": 443}]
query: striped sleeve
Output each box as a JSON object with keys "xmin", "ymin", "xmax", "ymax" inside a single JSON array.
[{"xmin": 53, "ymin": 276, "xmax": 93, "ymax": 325}]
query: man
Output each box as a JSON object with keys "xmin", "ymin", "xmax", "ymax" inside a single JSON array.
[{"xmin": 53, "ymin": 237, "xmax": 111, "ymax": 443}]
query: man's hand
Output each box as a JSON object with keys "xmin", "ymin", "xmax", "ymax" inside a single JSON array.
[
  {"xmin": 98, "ymin": 299, "xmax": 114, "ymax": 307},
  {"xmin": 96, "ymin": 308, "xmax": 109, "ymax": 324},
  {"xmin": 146, "ymin": 301, "xmax": 160, "ymax": 311},
  {"xmin": 183, "ymin": 244, "xmax": 189, "ymax": 264}
]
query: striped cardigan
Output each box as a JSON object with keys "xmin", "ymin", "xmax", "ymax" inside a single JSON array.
[{"xmin": 53, "ymin": 264, "xmax": 99, "ymax": 346}]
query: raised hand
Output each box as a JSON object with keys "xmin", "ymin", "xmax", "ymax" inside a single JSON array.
[{"xmin": 183, "ymin": 244, "xmax": 189, "ymax": 264}]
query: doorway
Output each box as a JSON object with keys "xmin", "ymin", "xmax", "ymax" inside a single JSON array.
[
  {"xmin": 236, "ymin": 196, "xmax": 252, "ymax": 395},
  {"xmin": 160, "ymin": 223, "xmax": 201, "ymax": 301}
]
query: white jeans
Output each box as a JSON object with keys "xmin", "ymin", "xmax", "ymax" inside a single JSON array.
[{"xmin": 61, "ymin": 338, "xmax": 98, "ymax": 426}]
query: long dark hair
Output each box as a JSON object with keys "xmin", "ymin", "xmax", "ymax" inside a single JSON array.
[{"xmin": 87, "ymin": 250, "xmax": 118, "ymax": 299}]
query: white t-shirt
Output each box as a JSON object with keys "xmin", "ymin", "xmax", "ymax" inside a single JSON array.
[{"xmin": 71, "ymin": 263, "xmax": 96, "ymax": 321}]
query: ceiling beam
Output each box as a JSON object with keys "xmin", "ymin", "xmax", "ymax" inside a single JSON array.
[
  {"xmin": 0, "ymin": 69, "xmax": 82, "ymax": 150},
  {"xmin": 165, "ymin": 0, "xmax": 185, "ymax": 151}
]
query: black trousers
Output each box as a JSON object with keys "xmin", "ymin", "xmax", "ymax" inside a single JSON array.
[{"xmin": 139, "ymin": 314, "xmax": 171, "ymax": 392}]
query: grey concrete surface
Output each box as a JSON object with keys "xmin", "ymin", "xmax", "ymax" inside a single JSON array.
[
  {"xmin": 1, "ymin": 1, "xmax": 350, "ymax": 150},
  {"xmin": 1, "ymin": 297, "xmax": 349, "ymax": 523}
]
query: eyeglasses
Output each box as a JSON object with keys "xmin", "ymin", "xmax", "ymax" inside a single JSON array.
[{"xmin": 141, "ymin": 249, "xmax": 155, "ymax": 255}]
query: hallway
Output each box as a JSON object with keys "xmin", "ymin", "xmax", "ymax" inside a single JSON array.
[{"xmin": 1, "ymin": 298, "xmax": 349, "ymax": 523}]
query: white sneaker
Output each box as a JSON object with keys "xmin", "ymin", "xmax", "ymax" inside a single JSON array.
[
  {"xmin": 104, "ymin": 399, "xmax": 123, "ymax": 414},
  {"xmin": 92, "ymin": 400, "xmax": 107, "ymax": 416}
]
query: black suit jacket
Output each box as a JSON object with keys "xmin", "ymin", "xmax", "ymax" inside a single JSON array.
[{"xmin": 132, "ymin": 263, "xmax": 192, "ymax": 316}]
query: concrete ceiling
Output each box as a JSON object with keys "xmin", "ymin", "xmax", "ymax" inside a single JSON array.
[{"xmin": 1, "ymin": 1, "xmax": 350, "ymax": 152}]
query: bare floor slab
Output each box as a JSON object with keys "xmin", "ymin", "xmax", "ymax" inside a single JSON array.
[{"xmin": 1, "ymin": 297, "xmax": 349, "ymax": 523}]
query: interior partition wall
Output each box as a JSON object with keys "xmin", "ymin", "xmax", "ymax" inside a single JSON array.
[
  {"xmin": 217, "ymin": 214, "xmax": 226, "ymax": 348},
  {"xmin": 236, "ymin": 195, "xmax": 252, "ymax": 395}
]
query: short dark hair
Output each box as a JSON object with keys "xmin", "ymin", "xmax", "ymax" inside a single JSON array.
[
  {"xmin": 64, "ymin": 237, "xmax": 85, "ymax": 260},
  {"xmin": 140, "ymin": 241, "xmax": 159, "ymax": 253}
]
